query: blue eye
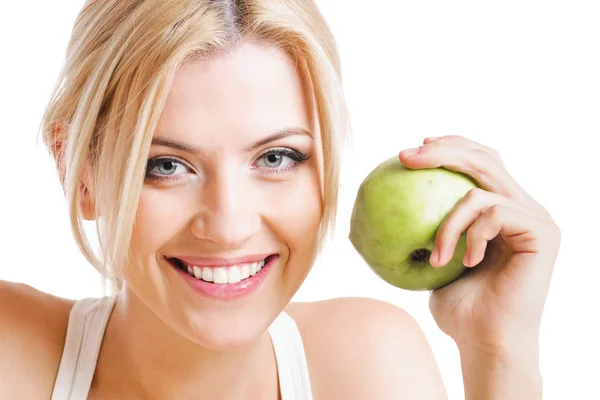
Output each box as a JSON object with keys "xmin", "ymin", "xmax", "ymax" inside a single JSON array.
[
  {"xmin": 255, "ymin": 148, "xmax": 311, "ymax": 175},
  {"xmin": 146, "ymin": 157, "xmax": 191, "ymax": 180},
  {"xmin": 257, "ymin": 152, "xmax": 291, "ymax": 169}
]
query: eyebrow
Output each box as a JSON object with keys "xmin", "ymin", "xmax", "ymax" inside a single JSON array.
[{"xmin": 151, "ymin": 127, "xmax": 312, "ymax": 154}]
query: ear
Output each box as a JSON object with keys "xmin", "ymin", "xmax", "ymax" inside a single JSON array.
[
  {"xmin": 80, "ymin": 166, "xmax": 97, "ymax": 221},
  {"xmin": 49, "ymin": 123, "xmax": 97, "ymax": 221}
]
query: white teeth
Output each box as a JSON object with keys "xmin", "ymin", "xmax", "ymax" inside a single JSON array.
[
  {"xmin": 202, "ymin": 267, "xmax": 213, "ymax": 282},
  {"xmin": 241, "ymin": 264, "xmax": 250, "ymax": 279},
  {"xmin": 213, "ymin": 268, "xmax": 228, "ymax": 284},
  {"xmin": 181, "ymin": 257, "xmax": 270, "ymax": 284},
  {"xmin": 227, "ymin": 267, "xmax": 242, "ymax": 283},
  {"xmin": 193, "ymin": 266, "xmax": 202, "ymax": 279}
]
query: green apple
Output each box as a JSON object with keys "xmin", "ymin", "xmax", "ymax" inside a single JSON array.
[{"xmin": 349, "ymin": 155, "xmax": 479, "ymax": 291}]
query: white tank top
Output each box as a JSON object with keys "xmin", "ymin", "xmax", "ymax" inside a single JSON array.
[{"xmin": 50, "ymin": 295, "xmax": 313, "ymax": 400}]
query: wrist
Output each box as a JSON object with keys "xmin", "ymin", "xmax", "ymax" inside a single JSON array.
[{"xmin": 457, "ymin": 340, "xmax": 542, "ymax": 400}]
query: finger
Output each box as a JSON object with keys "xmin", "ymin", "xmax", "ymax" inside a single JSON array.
[
  {"xmin": 464, "ymin": 204, "xmax": 560, "ymax": 268},
  {"xmin": 417, "ymin": 136, "xmax": 551, "ymax": 216},
  {"xmin": 431, "ymin": 188, "xmax": 547, "ymax": 267},
  {"xmin": 400, "ymin": 141, "xmax": 534, "ymax": 206},
  {"xmin": 423, "ymin": 135, "xmax": 504, "ymax": 167}
]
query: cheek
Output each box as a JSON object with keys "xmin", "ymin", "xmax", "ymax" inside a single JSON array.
[
  {"xmin": 130, "ymin": 187, "xmax": 191, "ymax": 255},
  {"xmin": 265, "ymin": 168, "xmax": 323, "ymax": 252}
]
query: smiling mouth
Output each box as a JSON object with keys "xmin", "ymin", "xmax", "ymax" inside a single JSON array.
[{"xmin": 167, "ymin": 255, "xmax": 277, "ymax": 284}]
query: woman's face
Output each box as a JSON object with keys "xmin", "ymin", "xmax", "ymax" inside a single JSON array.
[{"xmin": 125, "ymin": 42, "xmax": 323, "ymax": 349}]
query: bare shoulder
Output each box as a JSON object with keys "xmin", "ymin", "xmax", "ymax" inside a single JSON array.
[
  {"xmin": 0, "ymin": 280, "xmax": 76, "ymax": 398},
  {"xmin": 286, "ymin": 297, "xmax": 448, "ymax": 400}
]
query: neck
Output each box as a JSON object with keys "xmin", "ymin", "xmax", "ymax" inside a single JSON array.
[{"xmin": 94, "ymin": 286, "xmax": 279, "ymax": 399}]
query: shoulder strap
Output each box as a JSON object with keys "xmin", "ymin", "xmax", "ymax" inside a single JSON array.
[
  {"xmin": 267, "ymin": 311, "xmax": 313, "ymax": 400},
  {"xmin": 51, "ymin": 295, "xmax": 118, "ymax": 400}
]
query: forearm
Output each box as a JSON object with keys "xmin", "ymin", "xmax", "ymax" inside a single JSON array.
[{"xmin": 458, "ymin": 342, "xmax": 543, "ymax": 400}]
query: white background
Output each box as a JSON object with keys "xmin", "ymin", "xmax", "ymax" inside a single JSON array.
[{"xmin": 1, "ymin": 1, "xmax": 598, "ymax": 398}]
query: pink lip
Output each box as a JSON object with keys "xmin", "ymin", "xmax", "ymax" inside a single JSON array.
[
  {"xmin": 169, "ymin": 255, "xmax": 278, "ymax": 300},
  {"xmin": 174, "ymin": 253, "xmax": 275, "ymax": 267}
]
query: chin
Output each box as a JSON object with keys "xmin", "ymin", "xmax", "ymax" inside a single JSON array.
[
  {"xmin": 162, "ymin": 281, "xmax": 282, "ymax": 351},
  {"xmin": 180, "ymin": 311, "xmax": 271, "ymax": 351}
]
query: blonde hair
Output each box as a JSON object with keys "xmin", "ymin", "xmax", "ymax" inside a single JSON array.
[{"xmin": 41, "ymin": 0, "xmax": 350, "ymax": 289}]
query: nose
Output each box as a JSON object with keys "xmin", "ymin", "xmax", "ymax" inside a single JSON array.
[{"xmin": 190, "ymin": 167, "xmax": 260, "ymax": 248}]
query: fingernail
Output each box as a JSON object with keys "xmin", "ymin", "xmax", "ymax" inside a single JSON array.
[
  {"xmin": 425, "ymin": 136, "xmax": 441, "ymax": 142},
  {"xmin": 463, "ymin": 253, "xmax": 470, "ymax": 267},
  {"xmin": 430, "ymin": 247, "xmax": 439, "ymax": 266},
  {"xmin": 401, "ymin": 147, "xmax": 421, "ymax": 157}
]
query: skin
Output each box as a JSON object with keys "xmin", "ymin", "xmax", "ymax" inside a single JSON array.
[
  {"xmin": 0, "ymin": 39, "xmax": 560, "ymax": 400},
  {"xmin": 89, "ymin": 42, "xmax": 325, "ymax": 398}
]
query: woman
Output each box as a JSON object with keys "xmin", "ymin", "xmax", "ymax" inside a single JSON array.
[{"xmin": 0, "ymin": 0, "xmax": 561, "ymax": 399}]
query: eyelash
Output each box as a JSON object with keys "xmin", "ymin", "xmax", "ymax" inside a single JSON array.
[{"xmin": 144, "ymin": 148, "xmax": 311, "ymax": 182}]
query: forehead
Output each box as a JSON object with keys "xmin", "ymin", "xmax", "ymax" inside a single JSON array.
[{"xmin": 156, "ymin": 42, "xmax": 316, "ymax": 143}]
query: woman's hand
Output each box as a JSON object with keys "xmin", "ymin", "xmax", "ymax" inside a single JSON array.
[{"xmin": 399, "ymin": 135, "xmax": 562, "ymax": 354}]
